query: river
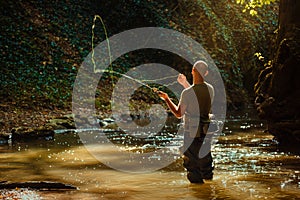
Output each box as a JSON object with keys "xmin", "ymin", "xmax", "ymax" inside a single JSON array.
[{"xmin": 0, "ymin": 119, "xmax": 299, "ymax": 199}]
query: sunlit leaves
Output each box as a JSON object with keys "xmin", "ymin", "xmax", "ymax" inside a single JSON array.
[
  {"xmin": 236, "ymin": 0, "xmax": 245, "ymax": 4},
  {"xmin": 236, "ymin": 0, "xmax": 277, "ymax": 15},
  {"xmin": 250, "ymin": 9, "xmax": 258, "ymax": 16},
  {"xmin": 254, "ymin": 52, "xmax": 272, "ymax": 70},
  {"xmin": 254, "ymin": 52, "xmax": 264, "ymax": 61}
]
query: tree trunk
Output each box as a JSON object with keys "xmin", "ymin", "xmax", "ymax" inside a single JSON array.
[{"xmin": 254, "ymin": 0, "xmax": 300, "ymax": 145}]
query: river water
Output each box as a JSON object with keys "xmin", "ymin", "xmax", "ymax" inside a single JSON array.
[{"xmin": 0, "ymin": 119, "xmax": 299, "ymax": 199}]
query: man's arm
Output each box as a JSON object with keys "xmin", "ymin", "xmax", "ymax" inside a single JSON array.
[
  {"xmin": 177, "ymin": 74, "xmax": 190, "ymax": 89},
  {"xmin": 157, "ymin": 91, "xmax": 186, "ymax": 118}
]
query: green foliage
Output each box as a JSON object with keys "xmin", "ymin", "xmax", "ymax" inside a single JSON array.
[
  {"xmin": 236, "ymin": 0, "xmax": 278, "ymax": 15},
  {"xmin": 0, "ymin": 0, "xmax": 279, "ymax": 110},
  {"xmin": 0, "ymin": 0, "xmax": 96, "ymax": 107}
]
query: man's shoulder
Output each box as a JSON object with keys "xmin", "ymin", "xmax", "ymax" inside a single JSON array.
[
  {"xmin": 183, "ymin": 85, "xmax": 194, "ymax": 92},
  {"xmin": 204, "ymin": 82, "xmax": 214, "ymax": 91},
  {"xmin": 181, "ymin": 85, "xmax": 194, "ymax": 98},
  {"xmin": 204, "ymin": 81, "xmax": 213, "ymax": 88}
]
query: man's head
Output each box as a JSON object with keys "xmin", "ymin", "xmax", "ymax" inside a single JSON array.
[{"xmin": 192, "ymin": 60, "xmax": 209, "ymax": 78}]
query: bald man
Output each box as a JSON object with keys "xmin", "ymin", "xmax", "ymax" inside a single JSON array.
[{"xmin": 158, "ymin": 60, "xmax": 214, "ymax": 183}]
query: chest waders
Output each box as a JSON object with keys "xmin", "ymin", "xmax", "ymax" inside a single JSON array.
[{"xmin": 182, "ymin": 115, "xmax": 214, "ymax": 183}]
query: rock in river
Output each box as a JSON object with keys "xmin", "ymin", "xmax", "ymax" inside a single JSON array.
[{"xmin": 11, "ymin": 127, "xmax": 54, "ymax": 143}]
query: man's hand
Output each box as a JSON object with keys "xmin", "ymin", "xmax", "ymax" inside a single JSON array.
[
  {"xmin": 157, "ymin": 90, "xmax": 184, "ymax": 118},
  {"xmin": 177, "ymin": 74, "xmax": 190, "ymax": 89},
  {"xmin": 177, "ymin": 74, "xmax": 186, "ymax": 85},
  {"xmin": 157, "ymin": 91, "xmax": 169, "ymax": 100}
]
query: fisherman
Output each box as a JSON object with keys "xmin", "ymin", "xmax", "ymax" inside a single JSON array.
[{"xmin": 158, "ymin": 60, "xmax": 214, "ymax": 183}]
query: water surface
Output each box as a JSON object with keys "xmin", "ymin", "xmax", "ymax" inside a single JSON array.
[{"xmin": 0, "ymin": 120, "xmax": 299, "ymax": 199}]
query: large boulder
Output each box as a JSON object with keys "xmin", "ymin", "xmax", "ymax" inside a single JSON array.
[
  {"xmin": 254, "ymin": 1, "xmax": 300, "ymax": 145},
  {"xmin": 254, "ymin": 38, "xmax": 300, "ymax": 145}
]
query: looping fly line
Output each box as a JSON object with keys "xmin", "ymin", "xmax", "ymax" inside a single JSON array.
[{"xmin": 91, "ymin": 15, "xmax": 178, "ymax": 91}]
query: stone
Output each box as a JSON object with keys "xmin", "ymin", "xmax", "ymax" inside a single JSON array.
[
  {"xmin": 0, "ymin": 181, "xmax": 77, "ymax": 190},
  {"xmin": 254, "ymin": 19, "xmax": 300, "ymax": 145},
  {"xmin": 11, "ymin": 127, "xmax": 54, "ymax": 143},
  {"xmin": 0, "ymin": 133, "xmax": 10, "ymax": 144},
  {"xmin": 46, "ymin": 114, "xmax": 75, "ymax": 130},
  {"xmin": 268, "ymin": 120, "xmax": 300, "ymax": 145}
]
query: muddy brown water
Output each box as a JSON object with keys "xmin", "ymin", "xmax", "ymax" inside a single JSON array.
[{"xmin": 0, "ymin": 119, "xmax": 299, "ymax": 199}]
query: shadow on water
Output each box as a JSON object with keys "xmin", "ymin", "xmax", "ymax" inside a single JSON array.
[{"xmin": 0, "ymin": 117, "xmax": 300, "ymax": 199}]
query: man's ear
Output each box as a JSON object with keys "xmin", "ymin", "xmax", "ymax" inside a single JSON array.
[{"xmin": 204, "ymin": 70, "xmax": 209, "ymax": 77}]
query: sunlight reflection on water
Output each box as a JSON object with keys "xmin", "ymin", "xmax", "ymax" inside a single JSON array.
[{"xmin": 0, "ymin": 120, "xmax": 299, "ymax": 199}]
